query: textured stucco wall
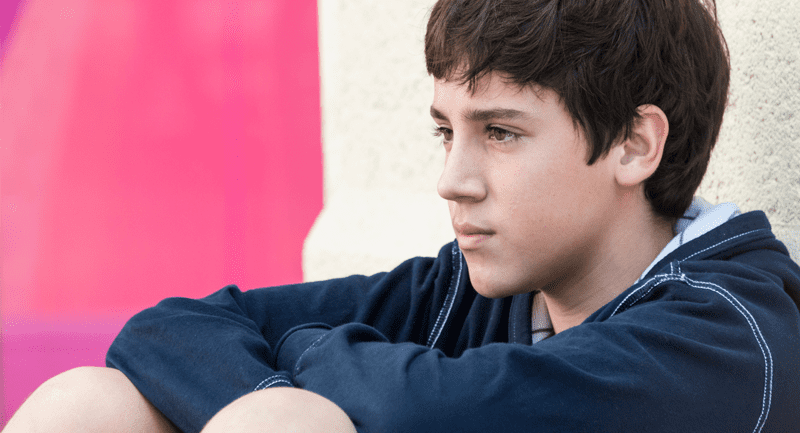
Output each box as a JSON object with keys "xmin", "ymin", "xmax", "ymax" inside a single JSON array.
[
  {"xmin": 696, "ymin": 0, "xmax": 800, "ymax": 261},
  {"xmin": 305, "ymin": 0, "xmax": 800, "ymax": 282},
  {"xmin": 303, "ymin": 0, "xmax": 451, "ymax": 281}
]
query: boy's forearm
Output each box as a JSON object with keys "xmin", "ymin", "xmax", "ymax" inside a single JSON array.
[
  {"xmin": 105, "ymin": 250, "xmax": 450, "ymax": 433},
  {"xmin": 106, "ymin": 286, "xmax": 294, "ymax": 433}
]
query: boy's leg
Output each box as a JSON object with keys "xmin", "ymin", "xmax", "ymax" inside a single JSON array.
[
  {"xmin": 2, "ymin": 366, "xmax": 178, "ymax": 433},
  {"xmin": 201, "ymin": 387, "xmax": 357, "ymax": 433}
]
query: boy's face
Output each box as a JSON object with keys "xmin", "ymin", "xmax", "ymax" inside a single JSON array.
[{"xmin": 431, "ymin": 72, "xmax": 620, "ymax": 299}]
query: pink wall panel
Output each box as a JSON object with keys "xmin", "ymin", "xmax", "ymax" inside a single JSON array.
[{"xmin": 1, "ymin": 0, "xmax": 322, "ymax": 427}]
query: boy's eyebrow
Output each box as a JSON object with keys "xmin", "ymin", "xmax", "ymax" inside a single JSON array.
[{"xmin": 430, "ymin": 106, "xmax": 531, "ymax": 123}]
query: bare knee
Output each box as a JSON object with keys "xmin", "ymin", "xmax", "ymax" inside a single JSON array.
[
  {"xmin": 3, "ymin": 366, "xmax": 177, "ymax": 433},
  {"xmin": 202, "ymin": 387, "xmax": 357, "ymax": 433}
]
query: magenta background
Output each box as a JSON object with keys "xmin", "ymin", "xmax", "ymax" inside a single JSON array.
[{"xmin": 0, "ymin": 0, "xmax": 322, "ymax": 427}]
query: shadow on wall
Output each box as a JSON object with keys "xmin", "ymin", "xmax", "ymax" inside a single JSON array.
[{"xmin": 0, "ymin": 0, "xmax": 322, "ymax": 427}]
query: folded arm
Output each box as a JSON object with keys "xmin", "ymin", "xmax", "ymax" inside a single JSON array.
[{"xmin": 106, "ymin": 246, "xmax": 455, "ymax": 433}]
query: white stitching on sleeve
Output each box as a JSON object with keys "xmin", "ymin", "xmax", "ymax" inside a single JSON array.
[
  {"xmin": 254, "ymin": 374, "xmax": 294, "ymax": 391},
  {"xmin": 681, "ymin": 276, "xmax": 773, "ymax": 433},
  {"xmin": 611, "ymin": 269, "xmax": 773, "ymax": 433},
  {"xmin": 294, "ymin": 334, "xmax": 329, "ymax": 376}
]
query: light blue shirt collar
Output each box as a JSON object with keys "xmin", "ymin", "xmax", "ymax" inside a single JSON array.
[{"xmin": 637, "ymin": 196, "xmax": 741, "ymax": 282}]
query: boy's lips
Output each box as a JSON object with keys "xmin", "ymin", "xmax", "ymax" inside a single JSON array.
[
  {"xmin": 454, "ymin": 222, "xmax": 495, "ymax": 250},
  {"xmin": 453, "ymin": 222, "xmax": 495, "ymax": 236}
]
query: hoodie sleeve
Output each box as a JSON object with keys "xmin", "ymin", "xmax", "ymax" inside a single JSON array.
[
  {"xmin": 105, "ymin": 243, "xmax": 457, "ymax": 433},
  {"xmin": 272, "ymin": 280, "xmax": 783, "ymax": 433}
]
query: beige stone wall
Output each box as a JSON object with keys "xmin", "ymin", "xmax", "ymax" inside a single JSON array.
[
  {"xmin": 303, "ymin": 0, "xmax": 450, "ymax": 281},
  {"xmin": 696, "ymin": 0, "xmax": 800, "ymax": 261},
  {"xmin": 304, "ymin": 0, "xmax": 800, "ymax": 282}
]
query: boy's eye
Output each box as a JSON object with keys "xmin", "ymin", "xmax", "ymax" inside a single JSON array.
[
  {"xmin": 487, "ymin": 126, "xmax": 517, "ymax": 142},
  {"xmin": 432, "ymin": 125, "xmax": 518, "ymax": 145},
  {"xmin": 432, "ymin": 126, "xmax": 453, "ymax": 142}
]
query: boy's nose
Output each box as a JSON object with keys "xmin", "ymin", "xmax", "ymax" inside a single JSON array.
[{"xmin": 437, "ymin": 142, "xmax": 486, "ymax": 203}]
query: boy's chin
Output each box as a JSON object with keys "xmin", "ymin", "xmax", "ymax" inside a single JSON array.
[{"xmin": 470, "ymin": 273, "xmax": 531, "ymax": 299}]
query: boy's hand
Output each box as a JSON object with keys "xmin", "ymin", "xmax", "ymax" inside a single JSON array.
[{"xmin": 201, "ymin": 387, "xmax": 357, "ymax": 433}]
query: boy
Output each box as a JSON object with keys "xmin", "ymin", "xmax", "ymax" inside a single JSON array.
[{"xmin": 5, "ymin": 0, "xmax": 800, "ymax": 432}]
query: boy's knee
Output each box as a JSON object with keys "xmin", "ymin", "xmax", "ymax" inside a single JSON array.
[
  {"xmin": 4, "ymin": 366, "xmax": 177, "ymax": 433},
  {"xmin": 41, "ymin": 366, "xmax": 129, "ymax": 395},
  {"xmin": 202, "ymin": 387, "xmax": 357, "ymax": 433},
  {"xmin": 31, "ymin": 366, "xmax": 136, "ymax": 413}
]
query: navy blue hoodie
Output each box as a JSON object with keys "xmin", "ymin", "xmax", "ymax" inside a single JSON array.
[{"xmin": 107, "ymin": 205, "xmax": 800, "ymax": 432}]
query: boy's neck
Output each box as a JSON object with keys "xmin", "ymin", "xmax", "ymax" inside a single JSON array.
[{"xmin": 538, "ymin": 194, "xmax": 675, "ymax": 334}]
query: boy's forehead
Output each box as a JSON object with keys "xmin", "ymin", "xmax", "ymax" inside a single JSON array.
[{"xmin": 431, "ymin": 74, "xmax": 553, "ymax": 118}]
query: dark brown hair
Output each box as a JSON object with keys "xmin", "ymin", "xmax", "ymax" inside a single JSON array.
[{"xmin": 425, "ymin": 0, "xmax": 730, "ymax": 221}]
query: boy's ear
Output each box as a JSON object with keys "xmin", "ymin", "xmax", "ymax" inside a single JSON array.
[{"xmin": 614, "ymin": 104, "xmax": 669, "ymax": 187}]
